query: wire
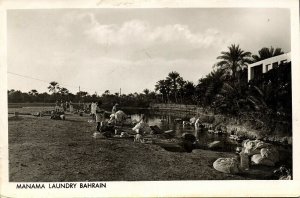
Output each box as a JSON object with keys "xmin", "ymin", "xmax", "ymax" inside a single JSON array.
[
  {"xmin": 8, "ymin": 71, "xmax": 55, "ymax": 84},
  {"xmin": 7, "ymin": 71, "xmax": 120, "ymax": 94}
]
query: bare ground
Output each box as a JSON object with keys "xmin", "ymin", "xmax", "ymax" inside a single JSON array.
[{"xmin": 8, "ymin": 113, "xmax": 273, "ymax": 182}]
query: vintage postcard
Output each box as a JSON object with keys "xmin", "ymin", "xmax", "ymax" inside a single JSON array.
[{"xmin": 0, "ymin": 0, "xmax": 299, "ymax": 197}]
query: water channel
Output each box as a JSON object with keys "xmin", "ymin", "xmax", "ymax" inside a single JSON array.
[
  {"xmin": 127, "ymin": 108, "xmax": 241, "ymax": 152},
  {"xmin": 123, "ymin": 108, "xmax": 292, "ymax": 168}
]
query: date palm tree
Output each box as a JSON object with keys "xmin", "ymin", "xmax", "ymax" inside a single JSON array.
[
  {"xmin": 47, "ymin": 81, "xmax": 60, "ymax": 94},
  {"xmin": 155, "ymin": 79, "xmax": 171, "ymax": 103},
  {"xmin": 167, "ymin": 71, "xmax": 181, "ymax": 103},
  {"xmin": 252, "ymin": 47, "xmax": 284, "ymax": 62},
  {"xmin": 216, "ymin": 44, "xmax": 252, "ymax": 83}
]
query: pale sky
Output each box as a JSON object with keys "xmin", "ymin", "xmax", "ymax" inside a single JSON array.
[{"xmin": 7, "ymin": 8, "xmax": 291, "ymax": 95}]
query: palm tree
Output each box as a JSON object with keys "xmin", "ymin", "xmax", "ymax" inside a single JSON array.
[
  {"xmin": 177, "ymin": 77, "xmax": 185, "ymax": 103},
  {"xmin": 216, "ymin": 44, "xmax": 252, "ymax": 83},
  {"xmin": 252, "ymin": 47, "xmax": 284, "ymax": 62},
  {"xmin": 155, "ymin": 80, "xmax": 171, "ymax": 103},
  {"xmin": 167, "ymin": 71, "xmax": 181, "ymax": 103},
  {"xmin": 47, "ymin": 81, "xmax": 60, "ymax": 94},
  {"xmin": 155, "ymin": 80, "xmax": 166, "ymax": 102},
  {"xmin": 143, "ymin": 89, "xmax": 150, "ymax": 95}
]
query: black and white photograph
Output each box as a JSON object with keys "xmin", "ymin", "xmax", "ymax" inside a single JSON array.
[{"xmin": 0, "ymin": 0, "xmax": 299, "ymax": 197}]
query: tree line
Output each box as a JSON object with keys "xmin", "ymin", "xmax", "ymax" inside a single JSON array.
[{"xmin": 8, "ymin": 45, "xmax": 291, "ymax": 117}]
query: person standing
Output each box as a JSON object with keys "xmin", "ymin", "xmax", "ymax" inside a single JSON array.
[
  {"xmin": 60, "ymin": 100, "xmax": 64, "ymax": 112},
  {"xmin": 112, "ymin": 103, "xmax": 118, "ymax": 114},
  {"xmin": 69, "ymin": 100, "xmax": 73, "ymax": 112},
  {"xmin": 91, "ymin": 101, "xmax": 96, "ymax": 121},
  {"xmin": 65, "ymin": 101, "xmax": 68, "ymax": 109},
  {"xmin": 55, "ymin": 100, "xmax": 60, "ymax": 112},
  {"xmin": 95, "ymin": 101, "xmax": 105, "ymax": 132},
  {"xmin": 62, "ymin": 101, "xmax": 67, "ymax": 112}
]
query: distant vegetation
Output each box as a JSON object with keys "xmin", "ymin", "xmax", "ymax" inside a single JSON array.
[{"xmin": 8, "ymin": 45, "xmax": 291, "ymax": 119}]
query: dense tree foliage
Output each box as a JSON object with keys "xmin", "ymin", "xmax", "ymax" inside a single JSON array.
[{"xmin": 252, "ymin": 47, "xmax": 284, "ymax": 62}]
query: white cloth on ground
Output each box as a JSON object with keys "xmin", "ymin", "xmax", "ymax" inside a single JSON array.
[
  {"xmin": 110, "ymin": 110, "xmax": 127, "ymax": 123},
  {"xmin": 132, "ymin": 121, "xmax": 152, "ymax": 134},
  {"xmin": 251, "ymin": 154, "xmax": 275, "ymax": 166}
]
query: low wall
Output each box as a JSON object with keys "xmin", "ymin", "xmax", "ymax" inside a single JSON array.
[{"xmin": 149, "ymin": 103, "xmax": 214, "ymax": 115}]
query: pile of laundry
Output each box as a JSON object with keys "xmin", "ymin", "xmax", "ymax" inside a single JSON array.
[
  {"xmin": 242, "ymin": 139, "xmax": 279, "ymax": 167},
  {"xmin": 212, "ymin": 139, "xmax": 285, "ymax": 176},
  {"xmin": 50, "ymin": 111, "xmax": 65, "ymax": 120}
]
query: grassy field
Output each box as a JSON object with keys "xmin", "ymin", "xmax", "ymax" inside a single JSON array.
[
  {"xmin": 8, "ymin": 106, "xmax": 54, "ymax": 114},
  {"xmin": 8, "ymin": 109, "xmax": 277, "ymax": 181}
]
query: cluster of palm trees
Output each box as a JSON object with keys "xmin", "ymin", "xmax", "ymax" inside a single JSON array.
[
  {"xmin": 154, "ymin": 44, "xmax": 289, "ymax": 116},
  {"xmin": 154, "ymin": 72, "xmax": 196, "ymax": 104}
]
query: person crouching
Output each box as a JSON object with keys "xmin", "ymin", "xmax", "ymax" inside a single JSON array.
[{"xmin": 95, "ymin": 101, "xmax": 105, "ymax": 132}]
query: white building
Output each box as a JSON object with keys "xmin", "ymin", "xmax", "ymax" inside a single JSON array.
[{"xmin": 248, "ymin": 52, "xmax": 291, "ymax": 81}]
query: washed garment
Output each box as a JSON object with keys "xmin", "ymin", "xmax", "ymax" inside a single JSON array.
[{"xmin": 251, "ymin": 154, "xmax": 275, "ymax": 166}]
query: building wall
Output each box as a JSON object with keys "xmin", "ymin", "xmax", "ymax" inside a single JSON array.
[{"xmin": 248, "ymin": 52, "xmax": 291, "ymax": 81}]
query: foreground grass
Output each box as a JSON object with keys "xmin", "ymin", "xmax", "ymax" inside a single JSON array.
[{"xmin": 9, "ymin": 114, "xmax": 273, "ymax": 182}]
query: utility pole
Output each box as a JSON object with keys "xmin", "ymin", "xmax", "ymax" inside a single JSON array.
[
  {"xmin": 79, "ymin": 86, "xmax": 81, "ymax": 107},
  {"xmin": 119, "ymin": 88, "xmax": 121, "ymax": 96}
]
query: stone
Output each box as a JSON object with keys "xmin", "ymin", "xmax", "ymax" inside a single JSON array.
[
  {"xmin": 213, "ymin": 158, "xmax": 240, "ymax": 174},
  {"xmin": 181, "ymin": 133, "xmax": 196, "ymax": 142}
]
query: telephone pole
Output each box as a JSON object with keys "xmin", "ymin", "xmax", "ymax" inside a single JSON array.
[
  {"xmin": 79, "ymin": 86, "xmax": 81, "ymax": 106},
  {"xmin": 119, "ymin": 88, "xmax": 121, "ymax": 96}
]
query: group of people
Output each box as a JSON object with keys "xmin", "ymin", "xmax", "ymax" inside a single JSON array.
[
  {"xmin": 90, "ymin": 102, "xmax": 120, "ymax": 132},
  {"xmin": 89, "ymin": 101, "xmax": 154, "ymax": 143},
  {"xmin": 55, "ymin": 100, "xmax": 73, "ymax": 112}
]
